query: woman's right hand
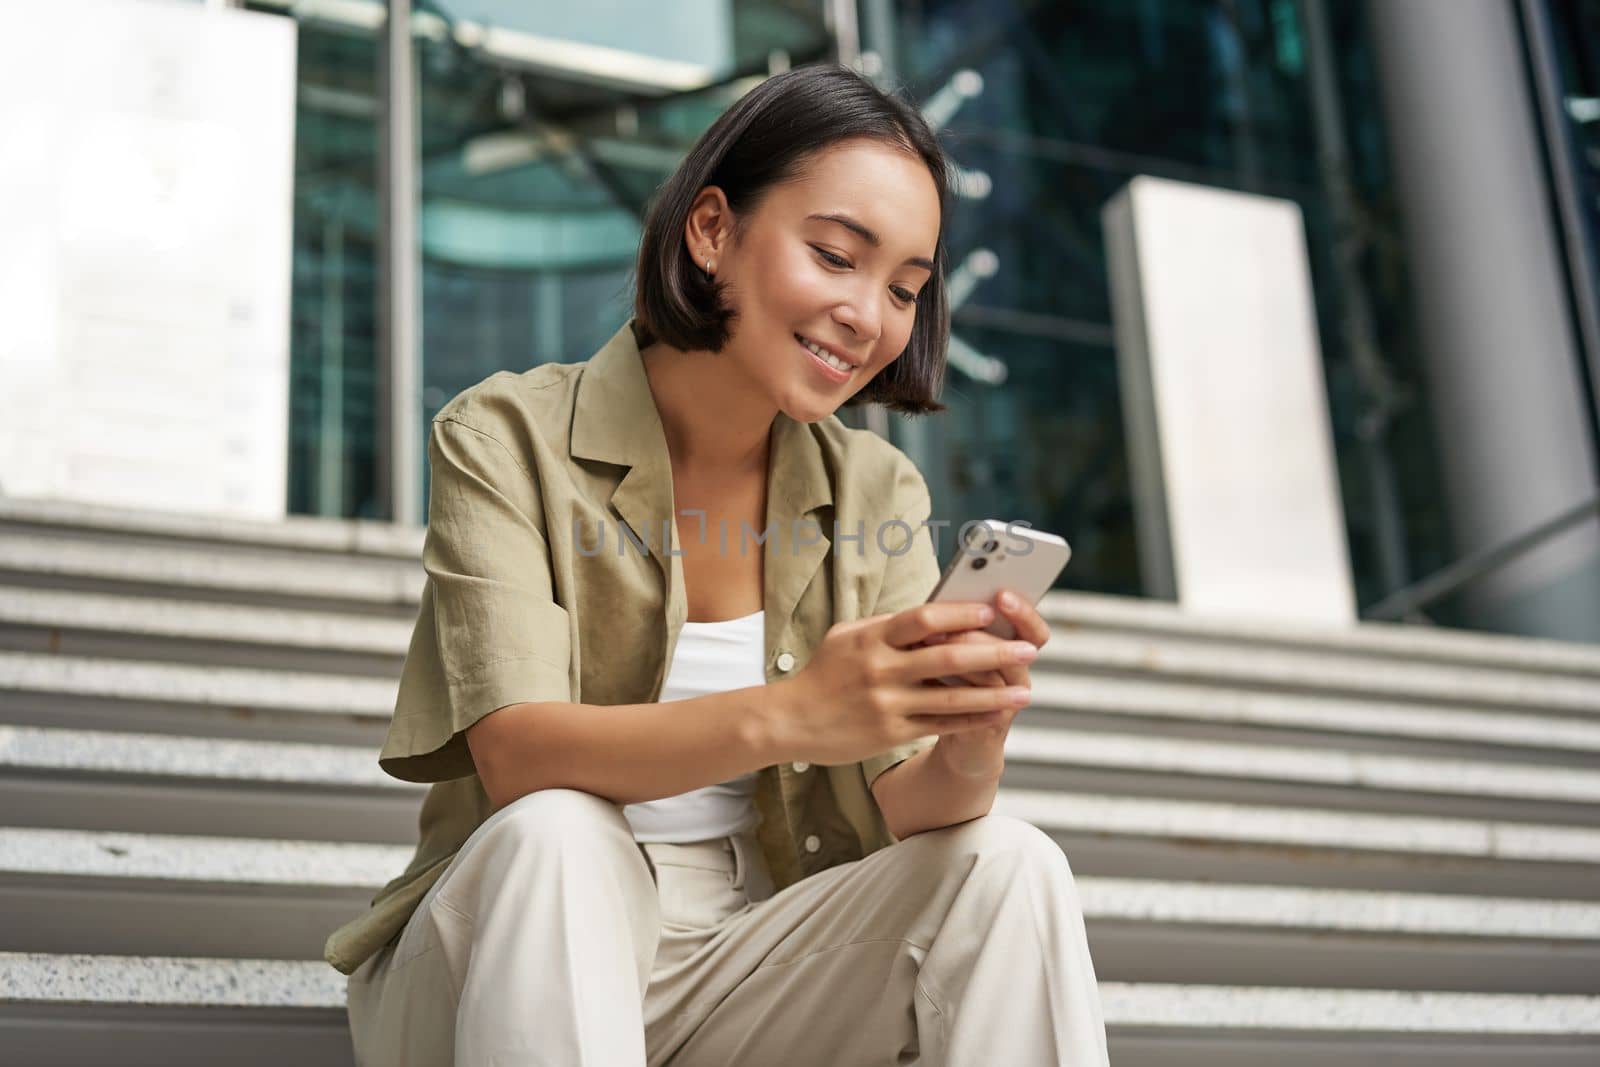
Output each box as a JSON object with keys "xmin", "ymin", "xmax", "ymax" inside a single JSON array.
[{"xmin": 770, "ymin": 601, "xmax": 1037, "ymax": 767}]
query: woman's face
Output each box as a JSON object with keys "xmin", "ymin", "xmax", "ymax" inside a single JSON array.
[{"xmin": 689, "ymin": 138, "xmax": 942, "ymax": 423}]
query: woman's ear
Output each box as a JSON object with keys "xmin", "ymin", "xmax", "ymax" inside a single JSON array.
[{"xmin": 684, "ymin": 185, "xmax": 735, "ymax": 266}]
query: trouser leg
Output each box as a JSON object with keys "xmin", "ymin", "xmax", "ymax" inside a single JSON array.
[
  {"xmin": 917, "ymin": 815, "xmax": 1109, "ymax": 1065},
  {"xmin": 347, "ymin": 788, "xmax": 661, "ymax": 1067},
  {"xmin": 644, "ymin": 814, "xmax": 1108, "ymax": 1067}
]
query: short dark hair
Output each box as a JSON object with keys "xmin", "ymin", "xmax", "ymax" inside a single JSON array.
[{"xmin": 631, "ymin": 63, "xmax": 951, "ymax": 416}]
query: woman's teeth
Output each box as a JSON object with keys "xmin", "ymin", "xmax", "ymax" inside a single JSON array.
[{"xmin": 798, "ymin": 335, "xmax": 851, "ymax": 372}]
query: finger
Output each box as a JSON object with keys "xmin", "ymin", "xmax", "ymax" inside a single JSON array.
[
  {"xmin": 925, "ymin": 636, "xmax": 1017, "ymax": 687},
  {"xmin": 930, "ymin": 628, "xmax": 1000, "ymax": 646},
  {"xmin": 995, "ymin": 589, "xmax": 1051, "ymax": 648},
  {"xmin": 931, "ymin": 631, "xmax": 1027, "ymax": 687},
  {"xmin": 919, "ymin": 626, "xmax": 1006, "ymax": 659},
  {"xmin": 902, "ymin": 679, "xmax": 1031, "ymax": 718},
  {"xmin": 885, "ymin": 601, "xmax": 996, "ymax": 650},
  {"xmin": 900, "ymin": 639, "xmax": 1038, "ymax": 686},
  {"xmin": 922, "ymin": 668, "xmax": 1008, "ymax": 688},
  {"xmin": 914, "ymin": 709, "xmax": 1012, "ymax": 734}
]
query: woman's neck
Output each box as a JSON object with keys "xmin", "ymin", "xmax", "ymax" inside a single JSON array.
[{"xmin": 639, "ymin": 340, "xmax": 775, "ymax": 480}]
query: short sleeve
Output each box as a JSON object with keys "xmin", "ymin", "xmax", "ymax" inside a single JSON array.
[
  {"xmin": 378, "ymin": 416, "xmax": 574, "ymax": 784},
  {"xmin": 860, "ymin": 456, "xmax": 943, "ymax": 790}
]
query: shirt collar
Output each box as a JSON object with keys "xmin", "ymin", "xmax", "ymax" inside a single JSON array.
[{"xmin": 570, "ymin": 319, "xmax": 836, "ymax": 631}]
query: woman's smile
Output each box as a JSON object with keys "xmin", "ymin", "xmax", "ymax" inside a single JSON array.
[{"xmin": 796, "ymin": 333, "xmax": 855, "ymax": 382}]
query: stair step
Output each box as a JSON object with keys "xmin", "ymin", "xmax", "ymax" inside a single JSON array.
[
  {"xmin": 4, "ymin": 710, "xmax": 1588, "ymax": 846},
  {"xmin": 0, "ymin": 532, "xmax": 421, "ymax": 615},
  {"xmin": 1003, "ymin": 725, "xmax": 1600, "ymax": 824},
  {"xmin": 0, "ymin": 651, "xmax": 393, "ymax": 743},
  {"xmin": 1041, "ymin": 632, "xmax": 1600, "ymax": 717},
  {"xmin": 5, "ymin": 823, "xmax": 1599, "ymax": 970},
  {"xmin": 0, "ymin": 726, "xmax": 401, "ymax": 789},
  {"xmin": 1028, "ymin": 675, "xmax": 1600, "ymax": 760},
  {"xmin": 1042, "ymin": 590, "xmax": 1600, "ymax": 678},
  {"xmin": 1000, "ymin": 789, "xmax": 1600, "ymax": 898},
  {"xmin": 0, "ymin": 827, "xmax": 407, "ymax": 886},
  {"xmin": 1082, "ymin": 878, "xmax": 1600, "ymax": 993},
  {"xmin": 5, "ymin": 827, "xmax": 1597, "ymax": 938},
  {"xmin": 0, "ymin": 496, "xmax": 423, "ymax": 558},
  {"xmin": 10, "ymin": 647, "xmax": 1600, "ymax": 760},
  {"xmin": 6, "ymin": 950, "xmax": 1597, "ymax": 1025},
  {"xmin": 1010, "ymin": 724, "xmax": 1600, "ymax": 802},
  {"xmin": 4, "ymin": 952, "xmax": 1597, "ymax": 1067},
  {"xmin": 0, "ymin": 588, "xmax": 409, "ymax": 673},
  {"xmin": 1003, "ymin": 790, "xmax": 1600, "ymax": 864},
  {"xmin": 10, "ymin": 718, "xmax": 1598, "ymax": 824},
  {"xmin": 6, "ymin": 785, "xmax": 1598, "ymax": 892},
  {"xmin": 0, "ymin": 725, "xmax": 421, "ymax": 841}
]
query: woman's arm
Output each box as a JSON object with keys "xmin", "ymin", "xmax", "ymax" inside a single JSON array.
[
  {"xmin": 466, "ymin": 688, "xmax": 785, "ymax": 812},
  {"xmin": 870, "ymin": 744, "xmax": 1001, "ymax": 839}
]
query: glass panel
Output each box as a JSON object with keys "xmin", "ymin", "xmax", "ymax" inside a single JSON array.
[
  {"xmin": 281, "ymin": 10, "xmax": 383, "ymax": 519},
  {"xmin": 881, "ymin": 0, "xmax": 1455, "ymax": 608}
]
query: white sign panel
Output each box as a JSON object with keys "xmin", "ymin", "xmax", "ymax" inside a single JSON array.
[
  {"xmin": 0, "ymin": 0, "xmax": 297, "ymax": 519},
  {"xmin": 1103, "ymin": 176, "xmax": 1357, "ymax": 625}
]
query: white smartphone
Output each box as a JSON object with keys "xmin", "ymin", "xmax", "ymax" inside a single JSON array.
[{"xmin": 925, "ymin": 519, "xmax": 1072, "ymax": 642}]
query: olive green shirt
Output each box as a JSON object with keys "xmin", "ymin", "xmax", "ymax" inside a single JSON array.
[{"xmin": 323, "ymin": 318, "xmax": 943, "ymax": 977}]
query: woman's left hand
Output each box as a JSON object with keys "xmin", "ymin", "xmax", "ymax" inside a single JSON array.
[{"xmin": 918, "ymin": 588, "xmax": 1049, "ymax": 780}]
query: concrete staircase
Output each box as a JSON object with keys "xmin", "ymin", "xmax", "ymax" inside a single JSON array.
[{"xmin": 2, "ymin": 496, "xmax": 1597, "ymax": 1066}]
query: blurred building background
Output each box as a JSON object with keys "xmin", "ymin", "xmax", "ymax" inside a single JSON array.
[{"xmin": 3, "ymin": 0, "xmax": 1598, "ymax": 643}]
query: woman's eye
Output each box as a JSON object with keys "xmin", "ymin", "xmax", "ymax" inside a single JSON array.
[{"xmin": 813, "ymin": 246, "xmax": 918, "ymax": 305}]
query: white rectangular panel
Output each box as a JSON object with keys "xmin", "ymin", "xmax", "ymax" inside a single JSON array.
[
  {"xmin": 0, "ymin": 0, "xmax": 297, "ymax": 520},
  {"xmin": 1103, "ymin": 176, "xmax": 1356, "ymax": 625}
]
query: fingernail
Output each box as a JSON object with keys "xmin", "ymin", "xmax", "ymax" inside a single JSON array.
[
  {"xmin": 1012, "ymin": 643, "xmax": 1037, "ymax": 662},
  {"xmin": 999, "ymin": 591, "xmax": 1017, "ymax": 610},
  {"xmin": 1008, "ymin": 686, "xmax": 1031, "ymax": 704},
  {"xmin": 977, "ymin": 606, "xmax": 994, "ymax": 623}
]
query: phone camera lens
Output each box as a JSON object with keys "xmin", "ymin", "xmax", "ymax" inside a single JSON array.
[
  {"xmin": 981, "ymin": 539, "xmax": 998, "ymax": 554},
  {"xmin": 972, "ymin": 557, "xmax": 988, "ymax": 571}
]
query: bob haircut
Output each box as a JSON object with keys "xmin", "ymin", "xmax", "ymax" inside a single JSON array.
[{"xmin": 631, "ymin": 63, "xmax": 951, "ymax": 416}]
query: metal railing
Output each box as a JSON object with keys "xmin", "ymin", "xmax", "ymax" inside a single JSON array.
[{"xmin": 1363, "ymin": 492, "xmax": 1600, "ymax": 623}]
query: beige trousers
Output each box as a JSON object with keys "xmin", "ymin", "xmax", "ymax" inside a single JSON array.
[{"xmin": 345, "ymin": 788, "xmax": 1108, "ymax": 1066}]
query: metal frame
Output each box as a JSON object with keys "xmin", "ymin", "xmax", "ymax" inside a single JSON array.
[
  {"xmin": 377, "ymin": 0, "xmax": 421, "ymax": 525},
  {"xmin": 1516, "ymin": 0, "xmax": 1600, "ymax": 474}
]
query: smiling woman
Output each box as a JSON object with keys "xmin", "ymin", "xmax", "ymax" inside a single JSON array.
[{"xmin": 335, "ymin": 62, "xmax": 1108, "ymax": 1067}]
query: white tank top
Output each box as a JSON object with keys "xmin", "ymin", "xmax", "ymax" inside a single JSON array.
[{"xmin": 622, "ymin": 609, "xmax": 766, "ymax": 843}]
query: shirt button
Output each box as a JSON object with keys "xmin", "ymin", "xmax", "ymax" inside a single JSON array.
[
  {"xmin": 791, "ymin": 761, "xmax": 810, "ymax": 773},
  {"xmin": 775, "ymin": 651, "xmax": 797, "ymax": 672},
  {"xmin": 803, "ymin": 835, "xmax": 821, "ymax": 853}
]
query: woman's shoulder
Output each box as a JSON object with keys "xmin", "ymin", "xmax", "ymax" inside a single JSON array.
[{"xmin": 430, "ymin": 362, "xmax": 584, "ymax": 452}]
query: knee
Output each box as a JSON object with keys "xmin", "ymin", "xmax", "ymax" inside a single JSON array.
[
  {"xmin": 936, "ymin": 813, "xmax": 1075, "ymax": 881},
  {"xmin": 479, "ymin": 787, "xmax": 629, "ymax": 853}
]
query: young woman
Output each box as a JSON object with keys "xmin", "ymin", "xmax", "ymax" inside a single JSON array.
[{"xmin": 328, "ymin": 63, "xmax": 1108, "ymax": 1066}]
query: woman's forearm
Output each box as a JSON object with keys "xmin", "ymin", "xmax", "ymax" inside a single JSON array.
[{"xmin": 471, "ymin": 685, "xmax": 788, "ymax": 811}]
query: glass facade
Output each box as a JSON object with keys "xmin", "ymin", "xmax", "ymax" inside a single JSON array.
[
  {"xmin": 263, "ymin": 0, "xmax": 1597, "ymax": 639},
  {"xmin": 874, "ymin": 0, "xmax": 1455, "ymax": 607}
]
